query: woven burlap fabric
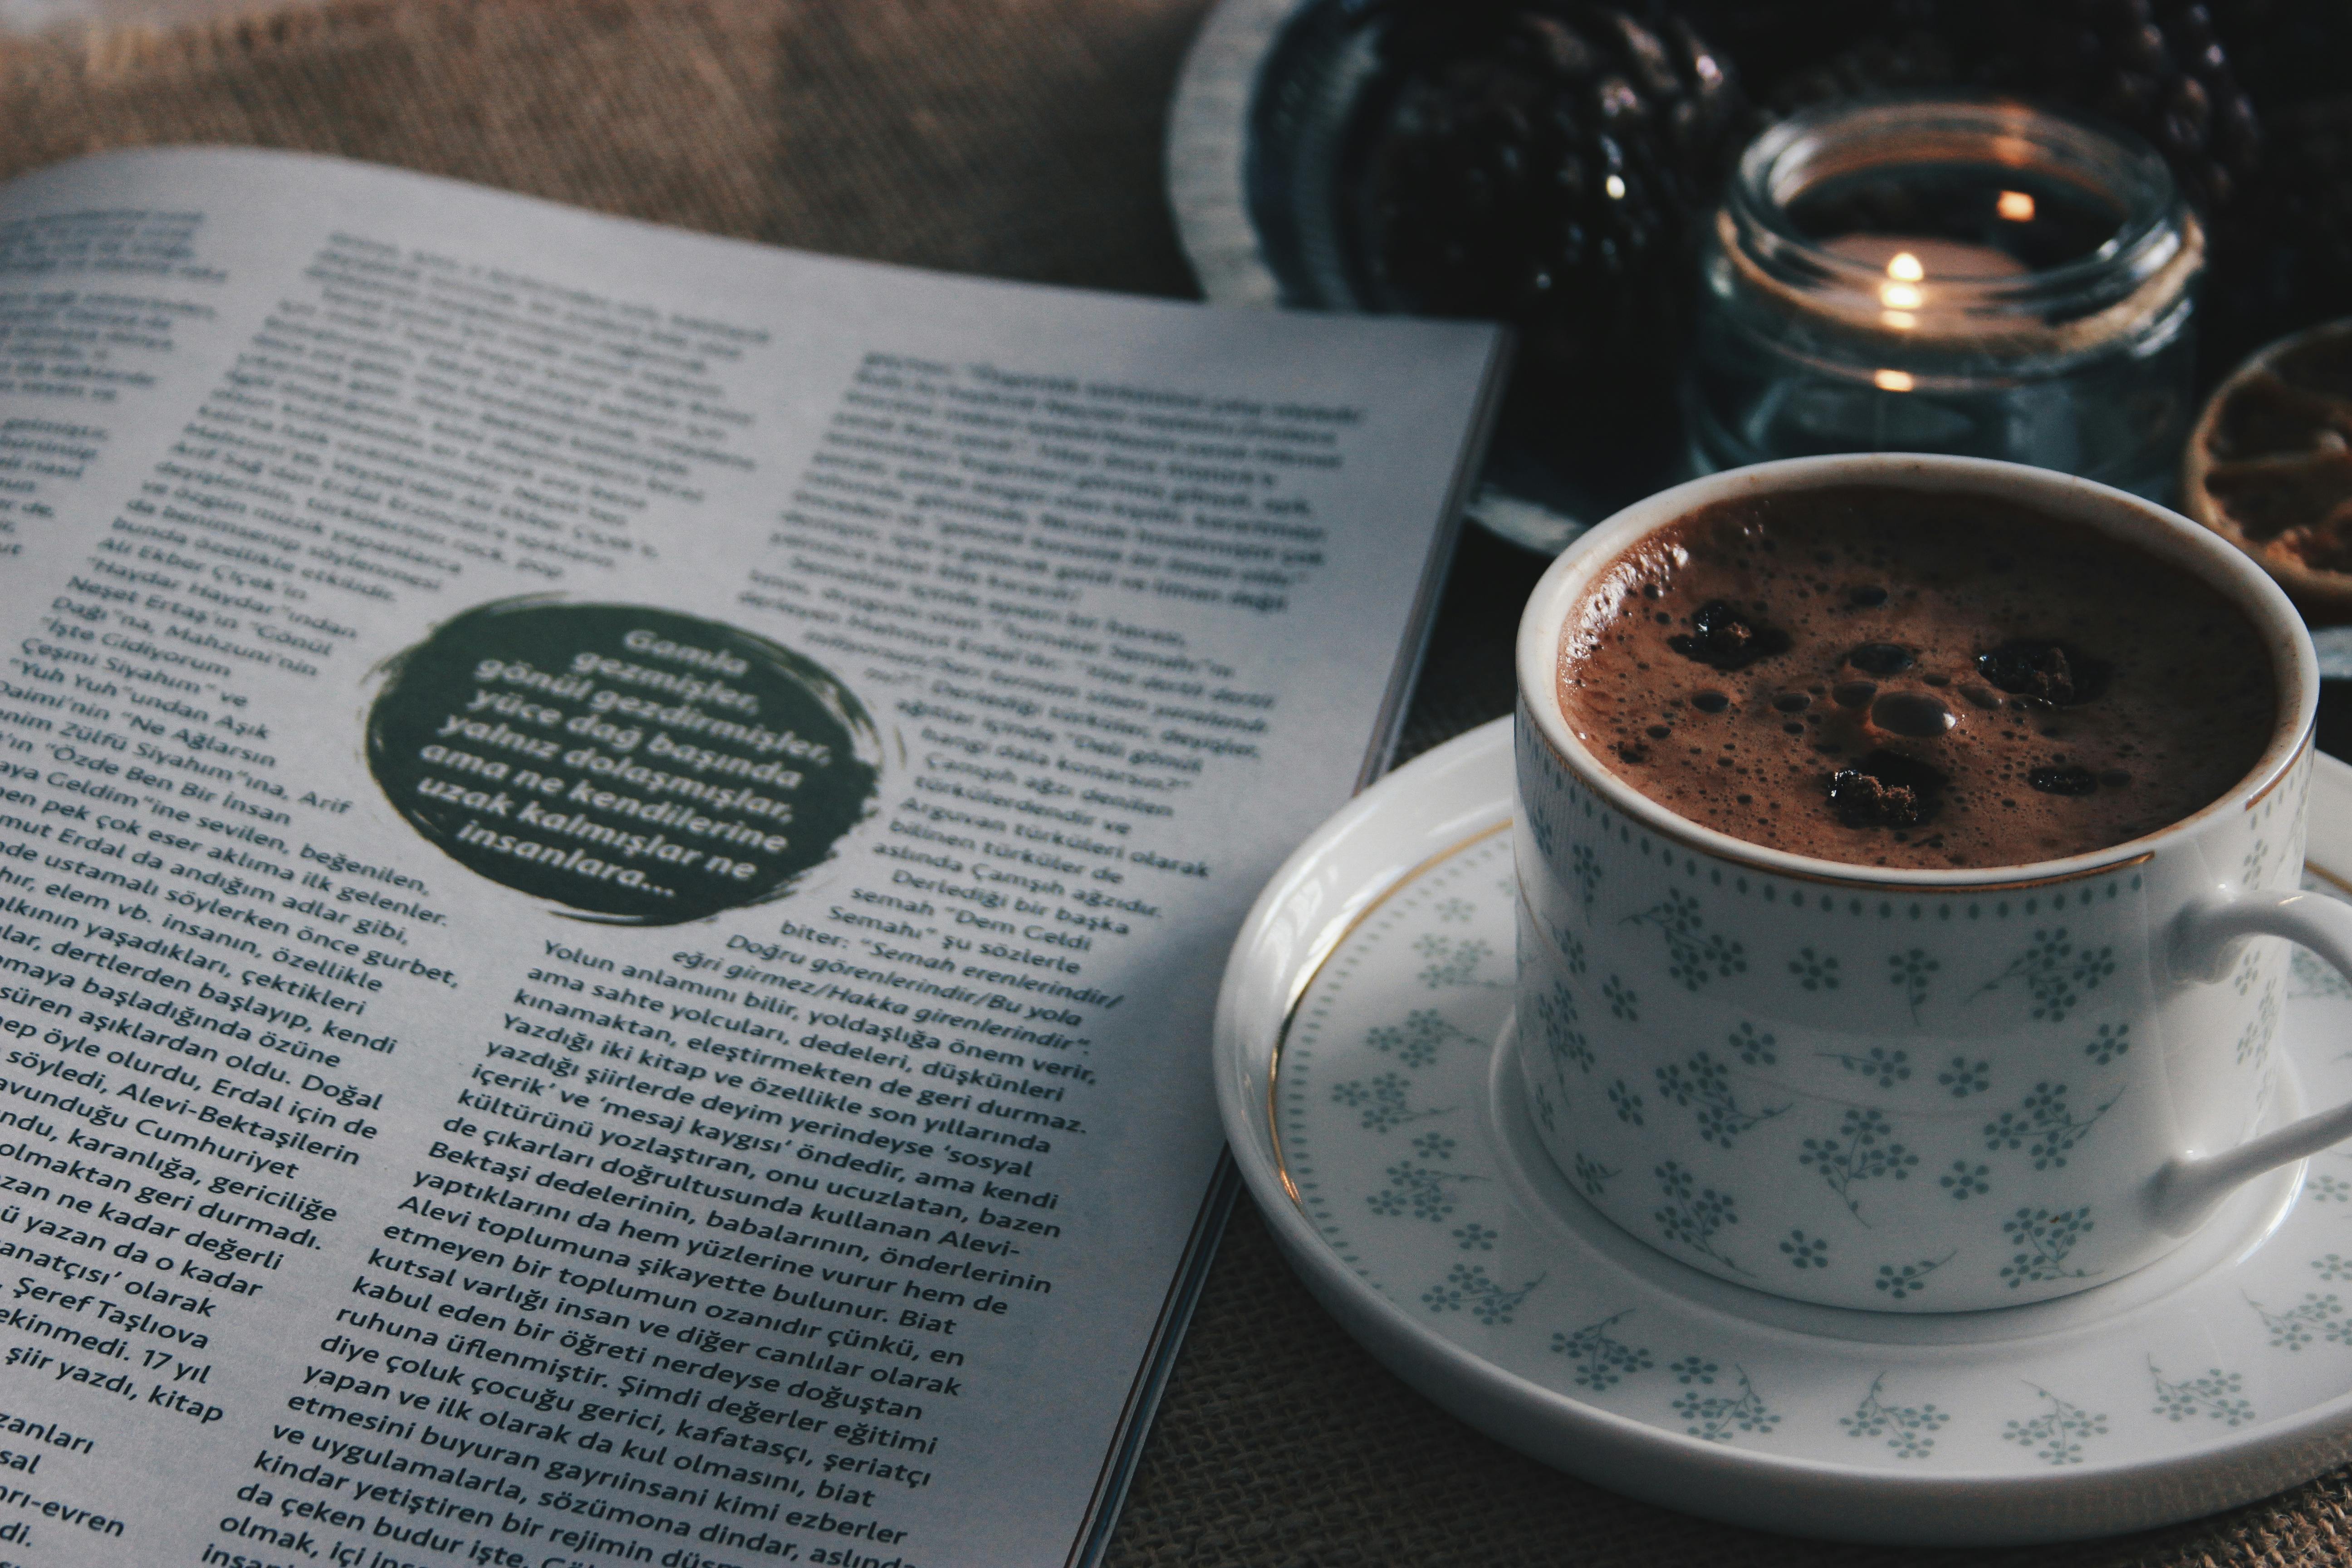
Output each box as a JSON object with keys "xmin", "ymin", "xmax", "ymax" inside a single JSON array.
[
  {"xmin": 5, "ymin": 1, "xmax": 2350, "ymax": 1561},
  {"xmin": 0, "ymin": 0, "xmax": 1205, "ymax": 295}
]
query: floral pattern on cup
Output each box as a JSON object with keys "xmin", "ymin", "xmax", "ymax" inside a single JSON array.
[
  {"xmin": 1509, "ymin": 699, "xmax": 2314, "ymax": 1312},
  {"xmin": 1274, "ymin": 820, "xmax": 2352, "ymax": 1474}
]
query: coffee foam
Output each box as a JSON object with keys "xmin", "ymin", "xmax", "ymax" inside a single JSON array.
[{"xmin": 1555, "ymin": 486, "xmax": 2276, "ymax": 870}]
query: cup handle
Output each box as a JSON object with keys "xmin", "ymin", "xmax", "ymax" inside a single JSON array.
[{"xmin": 2149, "ymin": 890, "xmax": 2352, "ymax": 1233}]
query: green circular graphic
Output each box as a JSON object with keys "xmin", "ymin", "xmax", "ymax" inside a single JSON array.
[{"xmin": 366, "ymin": 599, "xmax": 880, "ymax": 925}]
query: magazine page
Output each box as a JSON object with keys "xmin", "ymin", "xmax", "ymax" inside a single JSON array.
[{"xmin": 0, "ymin": 147, "xmax": 1503, "ymax": 1568}]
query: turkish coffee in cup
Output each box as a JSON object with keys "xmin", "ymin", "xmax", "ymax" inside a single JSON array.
[
  {"xmin": 1514, "ymin": 456, "xmax": 2352, "ymax": 1313},
  {"xmin": 1556, "ymin": 485, "xmax": 2276, "ymax": 869}
]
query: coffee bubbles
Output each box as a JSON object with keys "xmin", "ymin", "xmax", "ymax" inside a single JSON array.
[
  {"xmin": 1977, "ymin": 639, "xmax": 2112, "ymax": 706},
  {"xmin": 1868, "ymin": 690, "xmax": 1957, "ymax": 739},
  {"xmin": 1557, "ymin": 486, "xmax": 2276, "ymax": 869},
  {"xmin": 1846, "ymin": 642, "xmax": 1915, "ymax": 676}
]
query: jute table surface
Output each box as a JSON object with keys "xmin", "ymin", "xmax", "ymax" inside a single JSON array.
[{"xmin": 7, "ymin": 1, "xmax": 2352, "ymax": 1560}]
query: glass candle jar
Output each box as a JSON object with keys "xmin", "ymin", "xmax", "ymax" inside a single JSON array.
[{"xmin": 1683, "ymin": 97, "xmax": 2203, "ymax": 500}]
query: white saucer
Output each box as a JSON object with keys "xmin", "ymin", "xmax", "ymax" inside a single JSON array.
[{"xmin": 1212, "ymin": 717, "xmax": 2352, "ymax": 1545}]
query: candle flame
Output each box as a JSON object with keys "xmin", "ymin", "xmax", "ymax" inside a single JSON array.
[
  {"xmin": 1886, "ymin": 251, "xmax": 1925, "ymax": 282},
  {"xmin": 1874, "ymin": 369, "xmax": 1916, "ymax": 392},
  {"xmin": 1605, "ymin": 174, "xmax": 1626, "ymax": 200},
  {"xmin": 1880, "ymin": 283, "xmax": 1923, "ymax": 310},
  {"xmin": 1997, "ymin": 190, "xmax": 2036, "ymax": 222},
  {"xmin": 1881, "ymin": 310, "xmax": 1917, "ymax": 331}
]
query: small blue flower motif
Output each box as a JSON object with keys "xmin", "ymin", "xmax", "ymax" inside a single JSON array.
[
  {"xmin": 2292, "ymin": 946, "xmax": 2352, "ymax": 1000},
  {"xmin": 1534, "ymin": 981, "xmax": 1592, "ymax": 1076},
  {"xmin": 2314, "ymin": 1254, "xmax": 2352, "ymax": 1282},
  {"xmin": 1842, "ymin": 1374, "xmax": 1948, "ymax": 1457},
  {"xmin": 2083, "ymin": 1024, "xmax": 2131, "ymax": 1065},
  {"xmin": 1779, "ymin": 1230, "xmax": 1830, "ymax": 1270},
  {"xmin": 1999, "ymin": 1206, "xmax": 2097, "ymax": 1289},
  {"xmin": 1529, "ymin": 804, "xmax": 1558, "ymax": 861},
  {"xmin": 1651, "ymin": 1161, "xmax": 1740, "ymax": 1268},
  {"xmin": 1671, "ymin": 1367, "xmax": 1780, "ymax": 1441},
  {"xmin": 1602, "ymin": 973, "xmax": 1641, "ymax": 1022},
  {"xmin": 1824, "ymin": 1046, "xmax": 1910, "ymax": 1089},
  {"xmin": 1876, "ymin": 1266, "xmax": 1925, "ymax": 1300},
  {"xmin": 2150, "ymin": 1363, "xmax": 2254, "ymax": 1428},
  {"xmin": 1420, "ymin": 1277, "xmax": 1467, "ymax": 1314},
  {"xmin": 2308, "ymin": 1174, "xmax": 2352, "ymax": 1205},
  {"xmin": 1434, "ymin": 897, "xmax": 1475, "ymax": 924},
  {"xmin": 1421, "ymin": 1264, "xmax": 1544, "ymax": 1325},
  {"xmin": 1608, "ymin": 1078, "xmax": 1646, "ymax": 1125},
  {"xmin": 2247, "ymin": 1291, "xmax": 2352, "ymax": 1352},
  {"xmin": 1413, "ymin": 1132, "xmax": 1458, "ymax": 1162},
  {"xmin": 1789, "ymin": 947, "xmax": 1842, "ymax": 991},
  {"xmin": 1327, "ymin": 1072, "xmax": 1448, "ymax": 1134},
  {"xmin": 1570, "ymin": 842, "xmax": 1603, "ymax": 911},
  {"xmin": 1872, "ymin": 1253, "xmax": 1950, "ymax": 1301},
  {"xmin": 2002, "ymin": 1387, "xmax": 2108, "ymax": 1465},
  {"xmin": 1366, "ymin": 1009, "xmax": 1474, "ymax": 1068},
  {"xmin": 1886, "ymin": 948, "xmax": 1939, "ymax": 1019},
  {"xmin": 1730, "ymin": 1021, "xmax": 1777, "ymax": 1067},
  {"xmin": 2244, "ymin": 835, "xmax": 2273, "ymax": 890},
  {"xmin": 1976, "ymin": 928, "xmax": 2114, "ymax": 1023},
  {"xmin": 1367, "ymin": 1161, "xmax": 1483, "ymax": 1223},
  {"xmin": 1670, "ymin": 1355, "xmax": 1719, "ymax": 1386},
  {"xmin": 1937, "ymin": 1057, "xmax": 1990, "ymax": 1098},
  {"xmin": 1452, "ymin": 1223, "xmax": 1498, "ymax": 1252},
  {"xmin": 1940, "ymin": 1160, "xmax": 1991, "ymax": 1200},
  {"xmin": 1412, "ymin": 934, "xmax": 1494, "ymax": 988},
  {"xmin": 1983, "ymin": 1080, "xmax": 2112, "ymax": 1171},
  {"xmin": 1549, "ymin": 1311, "xmax": 1653, "ymax": 1392}
]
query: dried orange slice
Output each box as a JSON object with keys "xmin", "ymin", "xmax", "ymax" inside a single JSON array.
[{"xmin": 2184, "ymin": 318, "xmax": 2352, "ymax": 624}]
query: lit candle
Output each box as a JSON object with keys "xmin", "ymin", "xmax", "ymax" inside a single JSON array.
[
  {"xmin": 1820, "ymin": 235, "xmax": 2029, "ymax": 281},
  {"xmin": 1684, "ymin": 98, "xmax": 2202, "ymax": 501}
]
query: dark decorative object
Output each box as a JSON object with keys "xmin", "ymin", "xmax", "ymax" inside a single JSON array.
[
  {"xmin": 2182, "ymin": 318, "xmax": 2352, "ymax": 622},
  {"xmin": 1678, "ymin": 0, "xmax": 2288, "ymax": 374},
  {"xmin": 2209, "ymin": 93, "xmax": 2352, "ymax": 365},
  {"xmin": 1740, "ymin": 0, "xmax": 2259, "ymax": 218},
  {"xmin": 1354, "ymin": 4, "xmax": 1749, "ymax": 473},
  {"xmin": 1172, "ymin": 0, "xmax": 2352, "ymax": 549}
]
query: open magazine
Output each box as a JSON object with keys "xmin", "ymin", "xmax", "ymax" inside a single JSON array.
[{"xmin": 0, "ymin": 147, "xmax": 1504, "ymax": 1568}]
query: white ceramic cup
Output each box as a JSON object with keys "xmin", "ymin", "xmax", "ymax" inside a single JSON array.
[{"xmin": 1514, "ymin": 454, "xmax": 2352, "ymax": 1312}]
